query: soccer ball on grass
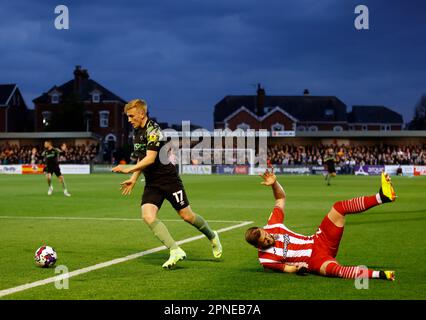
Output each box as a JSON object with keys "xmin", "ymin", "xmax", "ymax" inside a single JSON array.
[{"xmin": 34, "ymin": 245, "xmax": 57, "ymax": 268}]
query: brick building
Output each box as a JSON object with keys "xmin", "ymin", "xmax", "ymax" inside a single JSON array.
[
  {"xmin": 214, "ymin": 85, "xmax": 403, "ymax": 132},
  {"xmin": 33, "ymin": 66, "xmax": 129, "ymax": 148}
]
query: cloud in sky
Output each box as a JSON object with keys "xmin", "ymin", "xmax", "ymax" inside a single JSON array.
[{"xmin": 0, "ymin": 0, "xmax": 425, "ymax": 128}]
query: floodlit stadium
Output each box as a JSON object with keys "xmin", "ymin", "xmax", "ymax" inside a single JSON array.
[{"xmin": 1, "ymin": 1, "xmax": 425, "ymax": 309}]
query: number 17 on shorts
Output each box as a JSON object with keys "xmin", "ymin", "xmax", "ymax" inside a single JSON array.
[{"xmin": 171, "ymin": 189, "xmax": 188, "ymax": 209}]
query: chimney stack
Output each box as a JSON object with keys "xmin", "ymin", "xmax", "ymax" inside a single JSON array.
[
  {"xmin": 73, "ymin": 65, "xmax": 89, "ymax": 95},
  {"xmin": 256, "ymin": 83, "xmax": 265, "ymax": 116}
]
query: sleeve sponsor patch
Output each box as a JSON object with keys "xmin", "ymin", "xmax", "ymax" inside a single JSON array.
[{"xmin": 148, "ymin": 131, "xmax": 159, "ymax": 143}]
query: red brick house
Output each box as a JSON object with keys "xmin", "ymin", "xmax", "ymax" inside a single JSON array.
[
  {"xmin": 33, "ymin": 66, "xmax": 129, "ymax": 148},
  {"xmin": 214, "ymin": 85, "xmax": 403, "ymax": 132},
  {"xmin": 0, "ymin": 84, "xmax": 32, "ymax": 132}
]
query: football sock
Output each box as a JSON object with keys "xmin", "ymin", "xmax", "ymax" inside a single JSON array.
[
  {"xmin": 333, "ymin": 195, "xmax": 380, "ymax": 215},
  {"xmin": 148, "ymin": 219, "xmax": 179, "ymax": 250},
  {"xmin": 61, "ymin": 178, "xmax": 67, "ymax": 190},
  {"xmin": 191, "ymin": 214, "xmax": 215, "ymax": 240},
  {"xmin": 325, "ymin": 262, "xmax": 381, "ymax": 279}
]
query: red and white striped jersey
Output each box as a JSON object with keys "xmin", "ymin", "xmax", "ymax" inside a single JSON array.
[{"xmin": 258, "ymin": 206, "xmax": 314, "ymax": 271}]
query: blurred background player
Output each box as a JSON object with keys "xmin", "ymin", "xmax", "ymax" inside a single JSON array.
[
  {"xmin": 42, "ymin": 141, "xmax": 71, "ymax": 197},
  {"xmin": 245, "ymin": 169, "xmax": 396, "ymax": 281},
  {"xmin": 112, "ymin": 99, "xmax": 222, "ymax": 269},
  {"xmin": 324, "ymin": 148, "xmax": 336, "ymax": 186}
]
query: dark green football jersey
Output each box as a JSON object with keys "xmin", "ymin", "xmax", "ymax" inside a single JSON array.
[
  {"xmin": 133, "ymin": 118, "xmax": 178, "ymax": 184},
  {"xmin": 41, "ymin": 148, "xmax": 62, "ymax": 168}
]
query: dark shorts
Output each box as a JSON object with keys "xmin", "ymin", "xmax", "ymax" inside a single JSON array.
[
  {"xmin": 44, "ymin": 165, "xmax": 62, "ymax": 177},
  {"xmin": 326, "ymin": 164, "xmax": 336, "ymax": 174},
  {"xmin": 141, "ymin": 179, "xmax": 189, "ymax": 211},
  {"xmin": 308, "ymin": 215, "xmax": 344, "ymax": 273}
]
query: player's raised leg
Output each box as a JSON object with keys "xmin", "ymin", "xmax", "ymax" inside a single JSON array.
[
  {"xmin": 141, "ymin": 204, "xmax": 186, "ymax": 269},
  {"xmin": 178, "ymin": 206, "xmax": 223, "ymax": 258},
  {"xmin": 319, "ymin": 172, "xmax": 396, "ymax": 280},
  {"xmin": 327, "ymin": 172, "xmax": 396, "ymax": 227}
]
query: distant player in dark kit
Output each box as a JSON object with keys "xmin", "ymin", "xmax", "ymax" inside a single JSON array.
[
  {"xmin": 112, "ymin": 99, "xmax": 222, "ymax": 269},
  {"xmin": 245, "ymin": 169, "xmax": 396, "ymax": 281},
  {"xmin": 42, "ymin": 141, "xmax": 71, "ymax": 197},
  {"xmin": 324, "ymin": 148, "xmax": 336, "ymax": 186}
]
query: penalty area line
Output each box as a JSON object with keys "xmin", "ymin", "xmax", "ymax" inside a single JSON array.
[{"xmin": 0, "ymin": 220, "xmax": 253, "ymax": 298}]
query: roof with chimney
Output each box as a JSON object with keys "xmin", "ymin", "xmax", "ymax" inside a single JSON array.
[
  {"xmin": 0, "ymin": 84, "xmax": 17, "ymax": 106},
  {"xmin": 214, "ymin": 91, "xmax": 348, "ymax": 123},
  {"xmin": 348, "ymin": 106, "xmax": 403, "ymax": 124},
  {"xmin": 33, "ymin": 66, "xmax": 126, "ymax": 104}
]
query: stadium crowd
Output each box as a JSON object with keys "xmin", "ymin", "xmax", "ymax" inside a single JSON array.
[
  {"xmin": 267, "ymin": 144, "xmax": 426, "ymax": 166},
  {"xmin": 0, "ymin": 143, "xmax": 99, "ymax": 165},
  {"xmin": 2, "ymin": 142, "xmax": 426, "ymax": 168}
]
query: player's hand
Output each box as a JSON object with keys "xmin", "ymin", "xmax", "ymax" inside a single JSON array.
[
  {"xmin": 295, "ymin": 266, "xmax": 308, "ymax": 276},
  {"xmin": 112, "ymin": 165, "xmax": 131, "ymax": 174},
  {"xmin": 259, "ymin": 168, "xmax": 277, "ymax": 186},
  {"xmin": 61, "ymin": 143, "xmax": 67, "ymax": 151},
  {"xmin": 120, "ymin": 179, "xmax": 136, "ymax": 195}
]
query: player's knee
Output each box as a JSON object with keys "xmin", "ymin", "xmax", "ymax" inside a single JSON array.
[
  {"xmin": 178, "ymin": 210, "xmax": 195, "ymax": 223},
  {"xmin": 142, "ymin": 214, "xmax": 156, "ymax": 225},
  {"xmin": 321, "ymin": 260, "xmax": 340, "ymax": 276},
  {"xmin": 332, "ymin": 201, "xmax": 344, "ymax": 215},
  {"xmin": 141, "ymin": 211, "xmax": 156, "ymax": 225}
]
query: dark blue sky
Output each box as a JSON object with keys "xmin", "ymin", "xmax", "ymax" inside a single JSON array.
[{"xmin": 1, "ymin": 0, "xmax": 425, "ymax": 129}]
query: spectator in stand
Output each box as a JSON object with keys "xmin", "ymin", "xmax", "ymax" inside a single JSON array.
[
  {"xmin": 267, "ymin": 144, "xmax": 426, "ymax": 167},
  {"xmin": 0, "ymin": 143, "xmax": 99, "ymax": 165}
]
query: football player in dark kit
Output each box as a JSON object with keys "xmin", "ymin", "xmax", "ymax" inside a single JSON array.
[
  {"xmin": 112, "ymin": 99, "xmax": 222, "ymax": 269},
  {"xmin": 324, "ymin": 148, "xmax": 337, "ymax": 186},
  {"xmin": 42, "ymin": 141, "xmax": 71, "ymax": 197}
]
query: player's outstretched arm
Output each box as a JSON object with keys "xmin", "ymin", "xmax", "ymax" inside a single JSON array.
[
  {"xmin": 112, "ymin": 151, "xmax": 157, "ymax": 174},
  {"xmin": 120, "ymin": 170, "xmax": 142, "ymax": 196},
  {"xmin": 259, "ymin": 169, "xmax": 286, "ymax": 210}
]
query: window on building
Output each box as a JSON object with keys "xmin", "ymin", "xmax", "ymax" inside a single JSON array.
[
  {"xmin": 324, "ymin": 109, "xmax": 334, "ymax": 117},
  {"xmin": 309, "ymin": 126, "xmax": 318, "ymax": 132},
  {"xmin": 297, "ymin": 126, "xmax": 306, "ymax": 131},
  {"xmin": 271, "ymin": 123, "xmax": 284, "ymax": 131},
  {"xmin": 333, "ymin": 126, "xmax": 343, "ymax": 132},
  {"xmin": 92, "ymin": 93, "xmax": 100, "ymax": 103},
  {"xmin": 348, "ymin": 125, "xmax": 355, "ymax": 131},
  {"xmin": 237, "ymin": 123, "xmax": 250, "ymax": 131},
  {"xmin": 362, "ymin": 125, "xmax": 368, "ymax": 131},
  {"xmin": 84, "ymin": 111, "xmax": 93, "ymax": 131},
  {"xmin": 380, "ymin": 125, "xmax": 391, "ymax": 131},
  {"xmin": 51, "ymin": 94, "xmax": 59, "ymax": 104},
  {"xmin": 99, "ymin": 111, "xmax": 110, "ymax": 128},
  {"xmin": 42, "ymin": 111, "xmax": 52, "ymax": 128}
]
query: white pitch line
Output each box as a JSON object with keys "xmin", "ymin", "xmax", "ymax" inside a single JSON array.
[
  {"xmin": 0, "ymin": 216, "xmax": 249, "ymax": 224},
  {"xmin": 0, "ymin": 220, "xmax": 253, "ymax": 298}
]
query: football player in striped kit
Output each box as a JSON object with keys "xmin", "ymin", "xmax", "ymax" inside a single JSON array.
[{"xmin": 245, "ymin": 169, "xmax": 396, "ymax": 281}]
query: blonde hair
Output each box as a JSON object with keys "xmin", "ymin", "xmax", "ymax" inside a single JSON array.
[{"xmin": 124, "ymin": 99, "xmax": 147, "ymax": 113}]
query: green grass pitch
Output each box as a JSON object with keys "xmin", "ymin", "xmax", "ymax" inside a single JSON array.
[{"xmin": 0, "ymin": 173, "xmax": 425, "ymax": 300}]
